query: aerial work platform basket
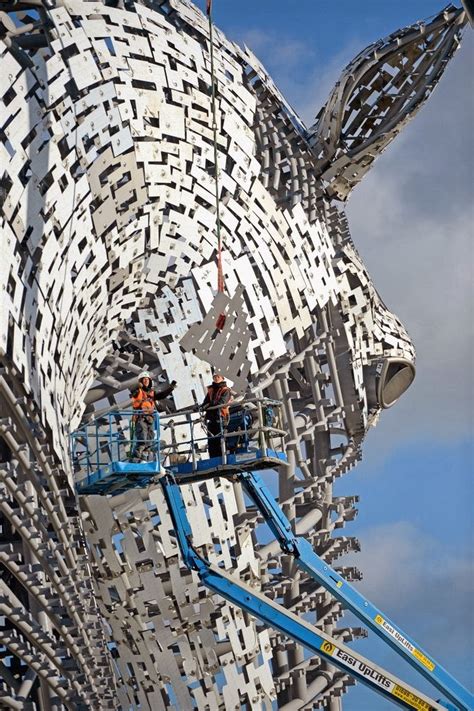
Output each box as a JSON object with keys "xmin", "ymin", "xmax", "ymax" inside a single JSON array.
[
  {"xmin": 71, "ymin": 398, "xmax": 287, "ymax": 496},
  {"xmin": 70, "ymin": 410, "xmax": 161, "ymax": 496},
  {"xmin": 161, "ymin": 398, "xmax": 287, "ymax": 482}
]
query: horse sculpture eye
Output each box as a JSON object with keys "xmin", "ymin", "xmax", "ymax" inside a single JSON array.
[
  {"xmin": 380, "ymin": 360, "xmax": 416, "ymax": 408},
  {"xmin": 364, "ymin": 358, "xmax": 416, "ymax": 410}
]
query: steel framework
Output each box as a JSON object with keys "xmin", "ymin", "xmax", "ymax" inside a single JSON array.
[{"xmin": 0, "ymin": 1, "xmax": 468, "ymax": 709}]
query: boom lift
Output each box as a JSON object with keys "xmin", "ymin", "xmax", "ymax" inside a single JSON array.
[{"xmin": 71, "ymin": 404, "xmax": 473, "ymax": 711}]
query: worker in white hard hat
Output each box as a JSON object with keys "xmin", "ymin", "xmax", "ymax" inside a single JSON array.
[{"xmin": 130, "ymin": 371, "xmax": 176, "ymax": 461}]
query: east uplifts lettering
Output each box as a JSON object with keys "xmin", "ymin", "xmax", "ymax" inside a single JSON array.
[{"xmin": 333, "ymin": 649, "xmax": 391, "ymax": 690}]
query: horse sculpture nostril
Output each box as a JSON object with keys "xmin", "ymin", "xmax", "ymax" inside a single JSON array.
[{"xmin": 365, "ymin": 358, "xmax": 416, "ymax": 410}]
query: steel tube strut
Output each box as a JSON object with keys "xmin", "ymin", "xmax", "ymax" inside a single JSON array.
[{"xmin": 160, "ymin": 473, "xmax": 467, "ymax": 711}]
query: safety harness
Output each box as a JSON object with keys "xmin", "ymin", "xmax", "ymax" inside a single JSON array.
[
  {"xmin": 132, "ymin": 388, "xmax": 156, "ymax": 415},
  {"xmin": 206, "ymin": 384, "xmax": 231, "ymax": 420}
]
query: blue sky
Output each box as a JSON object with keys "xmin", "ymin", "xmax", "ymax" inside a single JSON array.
[{"xmin": 206, "ymin": 2, "xmax": 474, "ymax": 709}]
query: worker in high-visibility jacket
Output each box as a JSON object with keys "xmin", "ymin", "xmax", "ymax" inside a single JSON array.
[
  {"xmin": 130, "ymin": 371, "xmax": 176, "ymax": 461},
  {"xmin": 201, "ymin": 373, "xmax": 232, "ymax": 459}
]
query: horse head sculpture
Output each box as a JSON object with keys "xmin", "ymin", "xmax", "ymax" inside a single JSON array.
[{"xmin": 0, "ymin": 1, "xmax": 466, "ymax": 707}]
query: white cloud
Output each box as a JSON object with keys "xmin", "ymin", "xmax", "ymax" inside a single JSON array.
[
  {"xmin": 295, "ymin": 39, "xmax": 363, "ymax": 126},
  {"xmin": 238, "ymin": 28, "xmax": 312, "ymax": 68},
  {"xmin": 343, "ymin": 521, "xmax": 474, "ymax": 660},
  {"xmin": 233, "ymin": 26, "xmax": 361, "ymax": 127}
]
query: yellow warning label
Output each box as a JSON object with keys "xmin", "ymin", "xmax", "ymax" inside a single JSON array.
[
  {"xmin": 320, "ymin": 640, "xmax": 336, "ymax": 655},
  {"xmin": 413, "ymin": 648, "xmax": 435, "ymax": 672},
  {"xmin": 374, "ymin": 615, "xmax": 435, "ymax": 672},
  {"xmin": 393, "ymin": 685, "xmax": 433, "ymax": 710},
  {"xmin": 336, "ymin": 580, "xmax": 343, "ymax": 588}
]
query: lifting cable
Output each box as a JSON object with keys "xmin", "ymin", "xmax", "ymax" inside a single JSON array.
[{"xmin": 206, "ymin": 0, "xmax": 226, "ymax": 331}]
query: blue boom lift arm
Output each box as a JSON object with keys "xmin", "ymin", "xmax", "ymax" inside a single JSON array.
[
  {"xmin": 71, "ymin": 408, "xmax": 472, "ymax": 710},
  {"xmin": 160, "ymin": 470, "xmax": 473, "ymax": 711}
]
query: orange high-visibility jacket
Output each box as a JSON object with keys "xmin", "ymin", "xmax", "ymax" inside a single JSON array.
[
  {"xmin": 131, "ymin": 383, "xmax": 175, "ymax": 414},
  {"xmin": 131, "ymin": 387, "xmax": 157, "ymax": 414},
  {"xmin": 204, "ymin": 384, "xmax": 232, "ymax": 420}
]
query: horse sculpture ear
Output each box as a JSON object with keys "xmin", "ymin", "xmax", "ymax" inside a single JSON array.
[{"xmin": 307, "ymin": 5, "xmax": 468, "ymax": 201}]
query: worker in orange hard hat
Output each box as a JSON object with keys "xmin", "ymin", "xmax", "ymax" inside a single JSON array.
[
  {"xmin": 130, "ymin": 370, "xmax": 176, "ymax": 461},
  {"xmin": 201, "ymin": 372, "xmax": 232, "ymax": 459}
]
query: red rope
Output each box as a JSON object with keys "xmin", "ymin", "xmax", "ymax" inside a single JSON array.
[
  {"xmin": 207, "ymin": 0, "xmax": 226, "ymax": 330},
  {"xmin": 217, "ymin": 241, "xmax": 225, "ymax": 293}
]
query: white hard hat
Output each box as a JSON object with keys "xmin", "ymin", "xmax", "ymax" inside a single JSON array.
[{"xmin": 138, "ymin": 370, "xmax": 151, "ymax": 380}]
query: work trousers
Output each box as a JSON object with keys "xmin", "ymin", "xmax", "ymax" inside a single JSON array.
[
  {"xmin": 206, "ymin": 418, "xmax": 224, "ymax": 459},
  {"xmin": 134, "ymin": 416, "xmax": 155, "ymax": 459}
]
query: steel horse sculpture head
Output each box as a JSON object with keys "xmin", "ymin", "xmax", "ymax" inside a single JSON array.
[{"xmin": 0, "ymin": 1, "xmax": 466, "ymax": 708}]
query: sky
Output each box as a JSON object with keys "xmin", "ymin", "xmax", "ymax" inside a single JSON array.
[{"xmin": 206, "ymin": 2, "xmax": 474, "ymax": 709}]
